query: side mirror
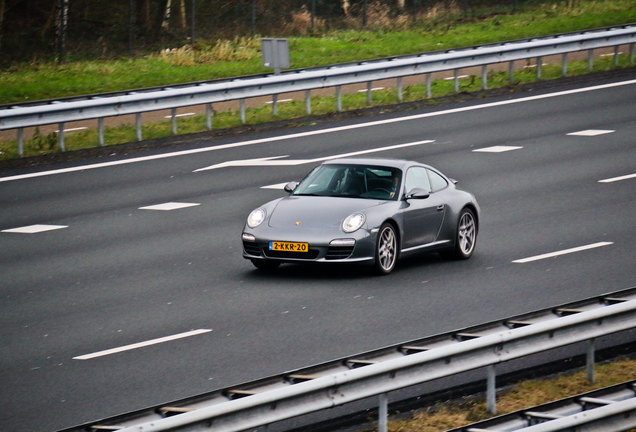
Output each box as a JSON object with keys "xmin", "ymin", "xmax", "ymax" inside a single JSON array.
[
  {"xmin": 284, "ymin": 181, "xmax": 299, "ymax": 193},
  {"xmin": 449, "ymin": 178, "xmax": 458, "ymax": 185},
  {"xmin": 405, "ymin": 188, "xmax": 430, "ymax": 200}
]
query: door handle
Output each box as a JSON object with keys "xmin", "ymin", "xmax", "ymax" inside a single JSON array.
[{"xmin": 437, "ymin": 204, "xmax": 445, "ymax": 211}]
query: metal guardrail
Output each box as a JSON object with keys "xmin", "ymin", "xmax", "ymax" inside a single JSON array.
[
  {"xmin": 450, "ymin": 380, "xmax": 636, "ymax": 432},
  {"xmin": 2, "ymin": 25, "xmax": 636, "ymax": 155},
  {"xmin": 59, "ymin": 287, "xmax": 636, "ymax": 432}
]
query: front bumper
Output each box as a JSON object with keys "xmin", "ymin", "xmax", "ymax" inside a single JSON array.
[{"xmin": 242, "ymin": 227, "xmax": 376, "ymax": 264}]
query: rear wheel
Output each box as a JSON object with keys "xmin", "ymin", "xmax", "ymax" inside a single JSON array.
[
  {"xmin": 251, "ymin": 260, "xmax": 281, "ymax": 271},
  {"xmin": 374, "ymin": 223, "xmax": 398, "ymax": 275},
  {"xmin": 449, "ymin": 208, "xmax": 477, "ymax": 259}
]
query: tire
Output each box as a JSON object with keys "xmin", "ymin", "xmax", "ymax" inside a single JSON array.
[
  {"xmin": 251, "ymin": 260, "xmax": 281, "ymax": 271},
  {"xmin": 374, "ymin": 223, "xmax": 398, "ymax": 275},
  {"xmin": 449, "ymin": 208, "xmax": 477, "ymax": 260}
]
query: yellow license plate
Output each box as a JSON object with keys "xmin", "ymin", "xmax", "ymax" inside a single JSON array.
[{"xmin": 269, "ymin": 241, "xmax": 309, "ymax": 252}]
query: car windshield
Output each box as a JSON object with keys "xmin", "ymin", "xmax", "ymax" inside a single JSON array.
[{"xmin": 292, "ymin": 164, "xmax": 402, "ymax": 200}]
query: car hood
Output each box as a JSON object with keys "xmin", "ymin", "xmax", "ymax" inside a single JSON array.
[{"xmin": 268, "ymin": 196, "xmax": 383, "ymax": 229}]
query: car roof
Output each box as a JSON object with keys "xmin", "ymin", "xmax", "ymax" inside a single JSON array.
[{"xmin": 321, "ymin": 158, "xmax": 424, "ymax": 170}]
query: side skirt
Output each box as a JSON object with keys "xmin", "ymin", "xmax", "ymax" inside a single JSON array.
[{"xmin": 401, "ymin": 240, "xmax": 450, "ymax": 254}]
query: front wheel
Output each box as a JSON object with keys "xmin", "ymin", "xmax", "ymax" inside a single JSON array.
[
  {"xmin": 450, "ymin": 208, "xmax": 477, "ymax": 259},
  {"xmin": 374, "ymin": 223, "xmax": 398, "ymax": 275},
  {"xmin": 251, "ymin": 260, "xmax": 281, "ymax": 271}
]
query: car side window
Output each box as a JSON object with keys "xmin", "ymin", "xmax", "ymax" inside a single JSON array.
[
  {"xmin": 405, "ymin": 167, "xmax": 432, "ymax": 193},
  {"xmin": 428, "ymin": 169, "xmax": 449, "ymax": 192}
]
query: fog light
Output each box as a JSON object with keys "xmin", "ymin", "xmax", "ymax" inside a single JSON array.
[{"xmin": 330, "ymin": 239, "xmax": 356, "ymax": 246}]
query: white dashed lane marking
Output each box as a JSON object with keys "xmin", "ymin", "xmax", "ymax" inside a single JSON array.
[
  {"xmin": 73, "ymin": 329, "xmax": 212, "ymax": 360},
  {"xmin": 512, "ymin": 242, "xmax": 614, "ymax": 264},
  {"xmin": 261, "ymin": 183, "xmax": 288, "ymax": 190},
  {"xmin": 567, "ymin": 130, "xmax": 615, "ymax": 136},
  {"xmin": 139, "ymin": 202, "xmax": 201, "ymax": 211},
  {"xmin": 444, "ymin": 75, "xmax": 469, "ymax": 80},
  {"xmin": 164, "ymin": 113, "xmax": 196, "ymax": 118},
  {"xmin": 55, "ymin": 127, "xmax": 88, "ymax": 133},
  {"xmin": 473, "ymin": 146, "xmax": 523, "ymax": 153},
  {"xmin": 265, "ymin": 99, "xmax": 293, "ymax": 104},
  {"xmin": 599, "ymin": 173, "xmax": 636, "ymax": 183},
  {"xmin": 357, "ymin": 87, "xmax": 385, "ymax": 92},
  {"xmin": 2, "ymin": 224, "xmax": 68, "ymax": 234}
]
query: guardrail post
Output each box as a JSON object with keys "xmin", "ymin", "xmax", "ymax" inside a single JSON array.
[
  {"xmin": 487, "ymin": 365, "xmax": 497, "ymax": 414},
  {"xmin": 378, "ymin": 393, "xmax": 388, "ymax": 432},
  {"xmin": 367, "ymin": 81, "xmax": 373, "ymax": 105},
  {"xmin": 562, "ymin": 53, "xmax": 568, "ymax": 77},
  {"xmin": 614, "ymin": 46, "xmax": 620, "ymax": 66},
  {"xmin": 240, "ymin": 99, "xmax": 246, "ymax": 124},
  {"xmin": 588, "ymin": 49, "xmax": 595, "ymax": 72},
  {"xmin": 587, "ymin": 338, "xmax": 596, "ymax": 383},
  {"xmin": 17, "ymin": 128, "xmax": 24, "ymax": 157},
  {"xmin": 426, "ymin": 73, "xmax": 432, "ymax": 98},
  {"xmin": 508, "ymin": 61, "xmax": 515, "ymax": 84},
  {"xmin": 336, "ymin": 86, "xmax": 342, "ymax": 112},
  {"xmin": 481, "ymin": 65, "xmax": 488, "ymax": 90},
  {"xmin": 536, "ymin": 56, "xmax": 542, "ymax": 80},
  {"xmin": 206, "ymin": 104, "xmax": 213, "ymax": 130},
  {"xmin": 305, "ymin": 90, "xmax": 311, "ymax": 114},
  {"xmin": 58, "ymin": 122, "xmax": 66, "ymax": 152},
  {"xmin": 453, "ymin": 69, "xmax": 460, "ymax": 93},
  {"xmin": 397, "ymin": 77, "xmax": 403, "ymax": 102},
  {"xmin": 272, "ymin": 94, "xmax": 278, "ymax": 116},
  {"xmin": 135, "ymin": 113, "xmax": 142, "ymax": 141},
  {"xmin": 171, "ymin": 108, "xmax": 177, "ymax": 135},
  {"xmin": 630, "ymin": 43, "xmax": 635, "ymax": 64},
  {"xmin": 98, "ymin": 118, "xmax": 105, "ymax": 146}
]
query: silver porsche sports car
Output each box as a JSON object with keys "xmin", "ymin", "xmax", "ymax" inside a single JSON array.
[{"xmin": 241, "ymin": 158, "xmax": 479, "ymax": 275}]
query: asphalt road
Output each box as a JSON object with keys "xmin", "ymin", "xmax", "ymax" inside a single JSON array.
[{"xmin": 1, "ymin": 73, "xmax": 635, "ymax": 432}]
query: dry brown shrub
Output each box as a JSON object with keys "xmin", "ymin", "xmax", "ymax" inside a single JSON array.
[
  {"xmin": 343, "ymin": 1, "xmax": 409, "ymax": 30},
  {"xmin": 423, "ymin": 1, "xmax": 461, "ymax": 19},
  {"xmin": 286, "ymin": 5, "xmax": 325, "ymax": 35},
  {"xmin": 155, "ymin": 37, "xmax": 259, "ymax": 65},
  {"xmin": 159, "ymin": 46, "xmax": 196, "ymax": 66},
  {"xmin": 199, "ymin": 37, "xmax": 259, "ymax": 62}
]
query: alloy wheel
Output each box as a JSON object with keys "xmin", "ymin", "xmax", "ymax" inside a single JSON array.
[{"xmin": 376, "ymin": 224, "xmax": 397, "ymax": 274}]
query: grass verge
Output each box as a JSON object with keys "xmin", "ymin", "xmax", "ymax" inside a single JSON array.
[{"xmin": 370, "ymin": 357, "xmax": 636, "ymax": 431}]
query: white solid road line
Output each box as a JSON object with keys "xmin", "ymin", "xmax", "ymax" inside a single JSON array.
[
  {"xmin": 512, "ymin": 242, "xmax": 614, "ymax": 264},
  {"xmin": 2, "ymin": 79, "xmax": 635, "ymax": 183},
  {"xmin": 73, "ymin": 329, "xmax": 212, "ymax": 360},
  {"xmin": 599, "ymin": 173, "xmax": 636, "ymax": 183}
]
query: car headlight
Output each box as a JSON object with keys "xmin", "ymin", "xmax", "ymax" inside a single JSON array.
[
  {"xmin": 342, "ymin": 213, "xmax": 366, "ymax": 233},
  {"xmin": 247, "ymin": 208, "xmax": 266, "ymax": 228}
]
